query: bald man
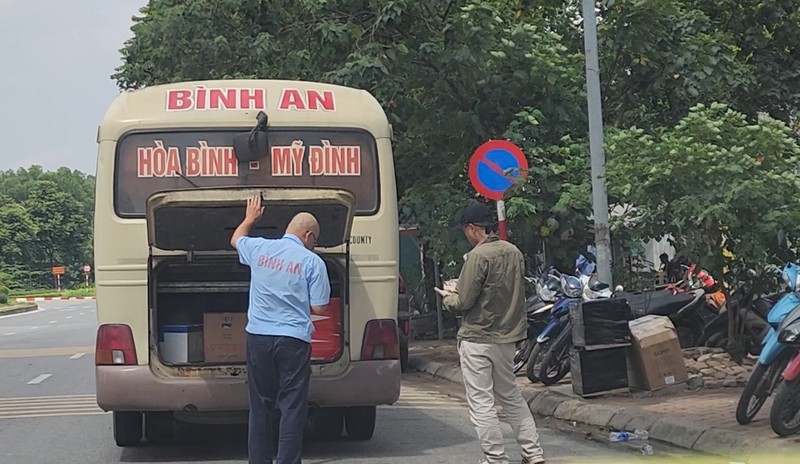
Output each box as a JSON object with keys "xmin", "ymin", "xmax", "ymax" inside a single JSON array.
[{"xmin": 231, "ymin": 195, "xmax": 331, "ymax": 464}]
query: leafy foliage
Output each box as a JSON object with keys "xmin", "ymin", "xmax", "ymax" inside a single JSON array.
[
  {"xmin": 606, "ymin": 102, "xmax": 800, "ymax": 284},
  {"xmin": 0, "ymin": 167, "xmax": 95, "ymax": 289},
  {"xmin": 112, "ymin": 0, "xmax": 800, "ymax": 286}
]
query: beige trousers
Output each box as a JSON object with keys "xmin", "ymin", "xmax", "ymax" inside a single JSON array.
[{"xmin": 458, "ymin": 340, "xmax": 545, "ymax": 464}]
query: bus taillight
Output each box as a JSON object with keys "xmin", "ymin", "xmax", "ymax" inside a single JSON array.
[
  {"xmin": 95, "ymin": 324, "xmax": 138, "ymax": 365},
  {"xmin": 361, "ymin": 319, "xmax": 399, "ymax": 361}
]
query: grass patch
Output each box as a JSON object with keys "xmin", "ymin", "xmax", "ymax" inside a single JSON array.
[{"xmin": 9, "ymin": 287, "xmax": 95, "ymax": 298}]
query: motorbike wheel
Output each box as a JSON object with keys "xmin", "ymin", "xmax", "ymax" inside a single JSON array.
[
  {"xmin": 525, "ymin": 341, "xmax": 550, "ymax": 383},
  {"xmin": 676, "ymin": 325, "xmax": 698, "ymax": 349},
  {"xmin": 769, "ymin": 378, "xmax": 800, "ymax": 437},
  {"xmin": 538, "ymin": 338, "xmax": 571, "ymax": 386},
  {"xmin": 514, "ymin": 340, "xmax": 532, "ymax": 374},
  {"xmin": 704, "ymin": 332, "xmax": 728, "ymax": 349},
  {"xmin": 736, "ymin": 363, "xmax": 775, "ymax": 425}
]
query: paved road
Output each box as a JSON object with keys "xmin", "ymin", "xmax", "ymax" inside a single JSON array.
[{"xmin": 1, "ymin": 300, "xmax": 710, "ymax": 463}]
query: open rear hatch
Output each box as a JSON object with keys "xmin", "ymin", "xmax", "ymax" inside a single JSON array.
[
  {"xmin": 147, "ymin": 187, "xmax": 355, "ymax": 253},
  {"xmin": 146, "ymin": 187, "xmax": 354, "ymax": 369}
]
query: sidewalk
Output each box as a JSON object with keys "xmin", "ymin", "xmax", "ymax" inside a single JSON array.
[{"xmin": 409, "ymin": 340, "xmax": 800, "ymax": 461}]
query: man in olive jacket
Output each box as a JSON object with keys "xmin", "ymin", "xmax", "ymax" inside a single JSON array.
[{"xmin": 436, "ymin": 201, "xmax": 546, "ymax": 464}]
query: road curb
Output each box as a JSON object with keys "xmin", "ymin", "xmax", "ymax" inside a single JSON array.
[
  {"xmin": 410, "ymin": 355, "xmax": 787, "ymax": 461},
  {"xmin": 14, "ymin": 296, "xmax": 95, "ymax": 302},
  {"xmin": 408, "ymin": 356, "xmax": 463, "ymax": 385},
  {"xmin": 0, "ymin": 303, "xmax": 39, "ymax": 316}
]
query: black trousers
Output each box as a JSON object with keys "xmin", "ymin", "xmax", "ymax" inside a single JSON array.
[{"xmin": 246, "ymin": 333, "xmax": 311, "ymax": 464}]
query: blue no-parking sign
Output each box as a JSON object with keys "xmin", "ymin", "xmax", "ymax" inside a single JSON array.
[{"xmin": 468, "ymin": 140, "xmax": 528, "ymax": 200}]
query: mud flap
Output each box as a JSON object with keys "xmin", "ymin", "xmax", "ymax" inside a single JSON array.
[{"xmin": 783, "ymin": 351, "xmax": 800, "ymax": 382}]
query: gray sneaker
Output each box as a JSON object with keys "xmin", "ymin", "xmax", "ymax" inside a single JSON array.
[{"xmin": 522, "ymin": 457, "xmax": 546, "ymax": 464}]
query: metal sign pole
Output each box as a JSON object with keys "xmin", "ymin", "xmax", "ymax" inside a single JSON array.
[
  {"xmin": 496, "ymin": 199, "xmax": 508, "ymax": 240},
  {"xmin": 582, "ymin": 0, "xmax": 613, "ymax": 287},
  {"xmin": 433, "ymin": 260, "xmax": 444, "ymax": 341}
]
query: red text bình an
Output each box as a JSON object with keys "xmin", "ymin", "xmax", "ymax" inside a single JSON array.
[
  {"xmin": 278, "ymin": 89, "xmax": 336, "ymax": 111},
  {"xmin": 166, "ymin": 87, "xmax": 266, "ymax": 111},
  {"xmin": 257, "ymin": 255, "xmax": 303, "ymax": 275}
]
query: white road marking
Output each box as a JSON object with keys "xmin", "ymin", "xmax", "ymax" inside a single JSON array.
[
  {"xmin": 0, "ymin": 308, "xmax": 45, "ymax": 319},
  {"xmin": 30, "ymin": 326, "xmax": 39, "ymax": 330},
  {"xmin": 27, "ymin": 374, "xmax": 52, "ymax": 385},
  {"xmin": 79, "ymin": 313, "xmax": 85, "ymax": 316},
  {"xmin": 3, "ymin": 332, "xmax": 16, "ymax": 336},
  {"xmin": 69, "ymin": 353, "xmax": 86, "ymax": 360},
  {"xmin": 66, "ymin": 316, "xmax": 73, "ymax": 319},
  {"xmin": 0, "ymin": 394, "xmax": 106, "ymax": 419},
  {"xmin": 378, "ymin": 386, "xmax": 468, "ymax": 411},
  {"xmin": 49, "ymin": 320, "xmax": 58, "ymax": 324}
]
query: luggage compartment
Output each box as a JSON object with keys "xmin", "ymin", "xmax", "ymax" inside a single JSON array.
[{"xmin": 150, "ymin": 255, "xmax": 346, "ymax": 367}]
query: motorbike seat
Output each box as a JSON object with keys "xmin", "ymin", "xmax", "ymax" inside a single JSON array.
[
  {"xmin": 617, "ymin": 289, "xmax": 698, "ymax": 318},
  {"xmin": 753, "ymin": 292, "xmax": 785, "ymax": 320},
  {"xmin": 590, "ymin": 282, "xmax": 610, "ymax": 292}
]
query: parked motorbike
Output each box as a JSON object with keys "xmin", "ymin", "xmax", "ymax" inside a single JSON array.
[
  {"xmin": 735, "ymin": 261, "xmax": 800, "ymax": 425},
  {"xmin": 768, "ymin": 305, "xmax": 800, "ymax": 436},
  {"xmin": 614, "ymin": 264, "xmax": 722, "ymax": 348},
  {"xmin": 519, "ymin": 269, "xmax": 579, "ymax": 382},
  {"xmin": 513, "ymin": 274, "xmax": 556, "ymax": 374},
  {"xmin": 697, "ymin": 267, "xmax": 783, "ymax": 356},
  {"xmin": 530, "ymin": 272, "xmax": 613, "ymax": 386}
]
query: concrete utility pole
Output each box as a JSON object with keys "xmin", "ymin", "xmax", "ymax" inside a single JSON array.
[{"xmin": 582, "ymin": 0, "xmax": 613, "ymax": 287}]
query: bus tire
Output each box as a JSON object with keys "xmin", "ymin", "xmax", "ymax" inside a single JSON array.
[
  {"xmin": 345, "ymin": 406, "xmax": 376, "ymax": 440},
  {"xmin": 399, "ymin": 331, "xmax": 409, "ymax": 373},
  {"xmin": 314, "ymin": 408, "xmax": 344, "ymax": 440},
  {"xmin": 113, "ymin": 411, "xmax": 143, "ymax": 447},
  {"xmin": 144, "ymin": 411, "xmax": 174, "ymax": 444}
]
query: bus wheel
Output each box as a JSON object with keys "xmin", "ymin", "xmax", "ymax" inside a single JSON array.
[
  {"xmin": 399, "ymin": 331, "xmax": 409, "ymax": 373},
  {"xmin": 314, "ymin": 408, "xmax": 344, "ymax": 440},
  {"xmin": 144, "ymin": 412, "xmax": 174, "ymax": 444},
  {"xmin": 113, "ymin": 411, "xmax": 143, "ymax": 447},
  {"xmin": 345, "ymin": 406, "xmax": 376, "ymax": 440}
]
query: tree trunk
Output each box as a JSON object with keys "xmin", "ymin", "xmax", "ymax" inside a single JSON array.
[
  {"xmin": 420, "ymin": 242, "xmax": 438, "ymax": 314},
  {"xmin": 725, "ymin": 283, "xmax": 746, "ymax": 364}
]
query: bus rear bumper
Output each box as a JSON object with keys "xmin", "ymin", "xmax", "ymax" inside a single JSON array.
[{"xmin": 95, "ymin": 360, "xmax": 401, "ymax": 412}]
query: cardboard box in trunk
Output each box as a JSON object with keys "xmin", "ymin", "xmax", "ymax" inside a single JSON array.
[
  {"xmin": 626, "ymin": 315, "xmax": 688, "ymax": 391},
  {"xmin": 204, "ymin": 312, "xmax": 248, "ymax": 363}
]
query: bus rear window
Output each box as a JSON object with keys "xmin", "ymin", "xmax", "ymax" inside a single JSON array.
[{"xmin": 114, "ymin": 129, "xmax": 380, "ymax": 216}]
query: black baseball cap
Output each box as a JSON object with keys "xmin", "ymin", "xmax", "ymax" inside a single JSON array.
[{"xmin": 455, "ymin": 201, "xmax": 495, "ymax": 230}]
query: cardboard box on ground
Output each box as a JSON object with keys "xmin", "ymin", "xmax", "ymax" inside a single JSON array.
[{"xmin": 626, "ymin": 315, "xmax": 688, "ymax": 391}]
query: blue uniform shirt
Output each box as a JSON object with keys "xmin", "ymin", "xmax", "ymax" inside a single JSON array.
[{"xmin": 236, "ymin": 234, "xmax": 331, "ymax": 343}]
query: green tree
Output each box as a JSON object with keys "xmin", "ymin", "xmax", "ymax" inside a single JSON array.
[
  {"xmin": 23, "ymin": 180, "xmax": 91, "ymax": 279},
  {"xmin": 0, "ymin": 167, "xmax": 95, "ymax": 289},
  {"xmin": 606, "ymin": 102, "xmax": 800, "ymax": 359},
  {"xmin": 0, "ymin": 196, "xmax": 39, "ymax": 265},
  {"xmin": 112, "ymin": 0, "xmax": 800, "ymax": 286}
]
